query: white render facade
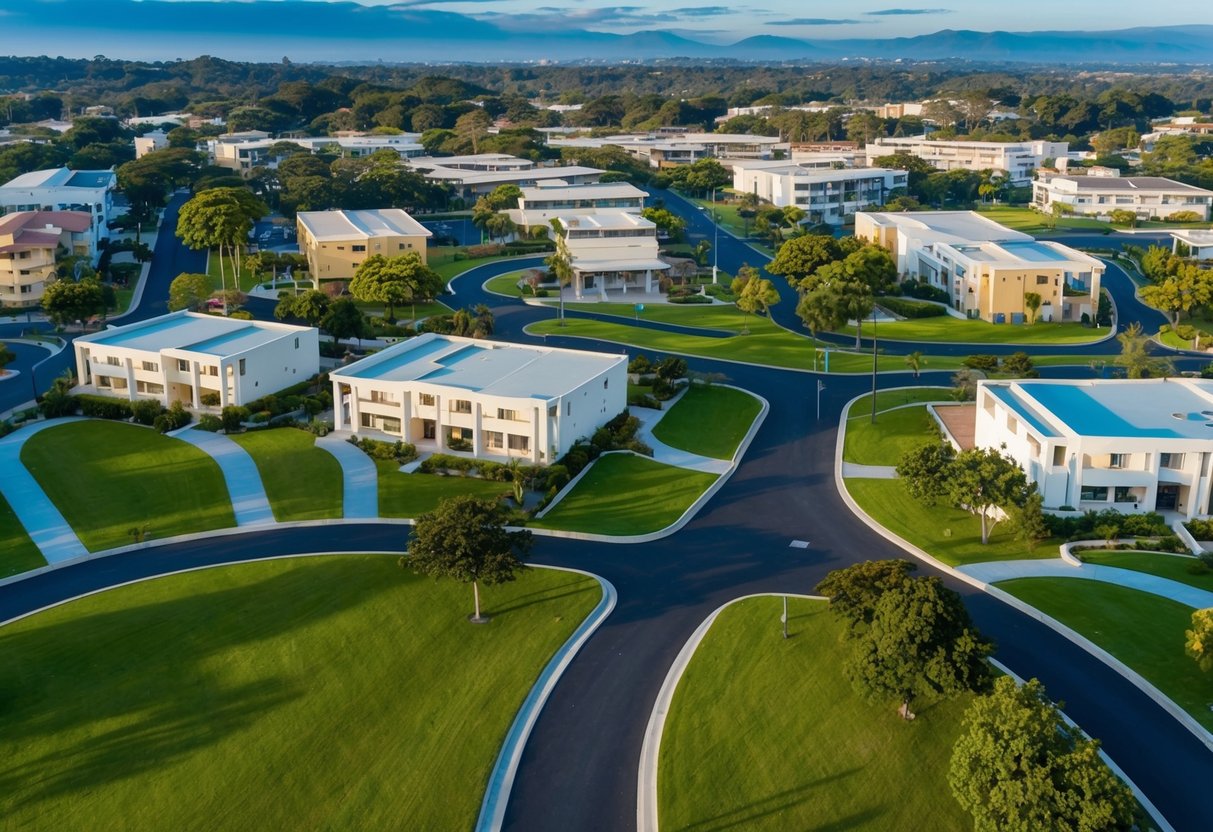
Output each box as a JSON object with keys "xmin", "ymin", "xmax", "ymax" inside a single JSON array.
[
  {"xmin": 553, "ymin": 212, "xmax": 670, "ymax": 300},
  {"xmin": 975, "ymin": 378, "xmax": 1213, "ymax": 519},
  {"xmin": 1033, "ymin": 172, "xmax": 1213, "ymax": 221},
  {"xmin": 865, "ymin": 137, "xmax": 1068, "ymax": 184},
  {"xmin": 730, "ymin": 163, "xmax": 907, "ymax": 224},
  {"xmin": 507, "ymin": 181, "xmax": 648, "ymax": 231},
  {"xmin": 330, "ymin": 333, "xmax": 627, "ymax": 464},
  {"xmin": 0, "ymin": 167, "xmax": 117, "ymax": 253},
  {"xmin": 73, "ymin": 311, "xmax": 318, "ymax": 408}
]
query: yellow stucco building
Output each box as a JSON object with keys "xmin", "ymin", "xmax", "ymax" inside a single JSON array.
[{"xmin": 296, "ymin": 209, "xmax": 432, "ymax": 283}]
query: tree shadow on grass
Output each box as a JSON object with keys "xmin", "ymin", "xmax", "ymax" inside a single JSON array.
[
  {"xmin": 0, "ymin": 556, "xmax": 399, "ymax": 813},
  {"xmin": 488, "ymin": 578, "xmax": 598, "ymax": 617},
  {"xmin": 674, "ymin": 767, "xmax": 865, "ymax": 832}
]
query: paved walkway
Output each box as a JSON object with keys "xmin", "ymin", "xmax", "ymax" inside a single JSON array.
[
  {"xmin": 174, "ymin": 430, "xmax": 275, "ymax": 526},
  {"xmin": 0, "ymin": 417, "xmax": 89, "ymax": 563},
  {"xmin": 630, "ymin": 390, "xmax": 732, "ymax": 475},
  {"xmin": 316, "ymin": 434, "xmax": 379, "ymax": 518},
  {"xmin": 959, "ymin": 558, "xmax": 1213, "ymax": 608},
  {"xmin": 841, "ymin": 462, "xmax": 897, "ymax": 478}
]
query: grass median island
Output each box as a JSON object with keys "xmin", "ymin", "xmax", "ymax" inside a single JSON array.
[
  {"xmin": 652, "ymin": 385, "xmax": 761, "ymax": 460},
  {"xmin": 844, "ymin": 317, "xmax": 1104, "ymax": 345},
  {"xmin": 20, "ymin": 421, "xmax": 235, "ymax": 551},
  {"xmin": 659, "ymin": 596, "xmax": 973, "ymax": 831},
  {"xmin": 377, "ymin": 460, "xmax": 509, "ymax": 518},
  {"xmin": 1077, "ymin": 550, "xmax": 1213, "ymax": 592},
  {"xmin": 0, "ymin": 555, "xmax": 601, "ymax": 830},
  {"xmin": 844, "ymin": 478, "xmax": 1055, "ymax": 566},
  {"xmin": 228, "ymin": 428, "xmax": 343, "ymax": 521},
  {"xmin": 976, "ymin": 205, "xmax": 1111, "ymax": 234},
  {"xmin": 533, "ymin": 454, "xmax": 717, "ymax": 535},
  {"xmin": 843, "ymin": 404, "xmax": 940, "ymax": 466},
  {"xmin": 0, "ymin": 492, "xmax": 44, "ymax": 577},
  {"xmin": 848, "ymin": 386, "xmax": 952, "ymax": 415},
  {"xmin": 994, "ymin": 578, "xmax": 1213, "ymax": 731}
]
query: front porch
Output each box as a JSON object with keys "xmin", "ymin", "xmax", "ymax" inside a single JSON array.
[
  {"xmin": 572, "ymin": 259, "xmax": 670, "ymax": 301},
  {"xmin": 341, "ymin": 405, "xmax": 541, "ymax": 464}
]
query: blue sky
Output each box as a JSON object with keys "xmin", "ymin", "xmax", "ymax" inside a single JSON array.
[{"xmin": 313, "ymin": 0, "xmax": 1209, "ymax": 40}]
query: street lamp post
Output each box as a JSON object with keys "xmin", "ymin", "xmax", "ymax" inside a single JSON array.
[
  {"xmin": 816, "ymin": 379, "xmax": 825, "ymax": 421},
  {"xmin": 711, "ymin": 188, "xmax": 719, "ymax": 285},
  {"xmin": 870, "ymin": 306, "xmax": 878, "ymax": 424},
  {"xmin": 781, "ymin": 595, "xmax": 788, "ymax": 639}
]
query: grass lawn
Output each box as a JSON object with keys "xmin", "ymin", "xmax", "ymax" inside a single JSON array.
[
  {"xmin": 485, "ymin": 271, "xmax": 528, "ymax": 297},
  {"xmin": 228, "ymin": 428, "xmax": 343, "ymax": 521},
  {"xmin": 995, "ymin": 578, "xmax": 1213, "ymax": 731},
  {"xmin": 843, "ymin": 316, "xmax": 1104, "ymax": 345},
  {"xmin": 563, "ymin": 300, "xmax": 754, "ymax": 332},
  {"xmin": 429, "ymin": 247, "xmax": 543, "ymax": 282},
  {"xmin": 0, "ymin": 491, "xmax": 45, "ymax": 577},
  {"xmin": 0, "ymin": 555, "xmax": 601, "ymax": 830},
  {"xmin": 845, "ymin": 477, "xmax": 1056, "ymax": 566},
  {"xmin": 847, "ymin": 387, "xmax": 952, "ymax": 415},
  {"xmin": 21, "ymin": 421, "xmax": 235, "ymax": 551},
  {"xmin": 977, "ymin": 205, "xmax": 1111, "ymax": 234},
  {"xmin": 206, "ymin": 247, "xmax": 264, "ymax": 294},
  {"xmin": 377, "ymin": 460, "xmax": 510, "ymax": 518},
  {"xmin": 685, "ymin": 194, "xmax": 752, "ymax": 238},
  {"xmin": 843, "ymin": 405, "xmax": 940, "ymax": 466},
  {"xmin": 652, "ymin": 385, "xmax": 762, "ymax": 460},
  {"xmin": 659, "ymin": 596, "xmax": 973, "ymax": 831},
  {"xmin": 1075, "ymin": 550, "xmax": 1213, "ymax": 592},
  {"xmin": 534, "ymin": 454, "xmax": 717, "ymax": 535}
]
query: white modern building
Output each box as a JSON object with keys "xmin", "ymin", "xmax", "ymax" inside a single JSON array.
[
  {"xmin": 857, "ymin": 211, "xmax": 1103, "ymax": 323},
  {"xmin": 507, "ymin": 181, "xmax": 647, "ymax": 232},
  {"xmin": 407, "ymin": 156, "xmax": 605, "ymax": 201},
  {"xmin": 974, "ymin": 378, "xmax": 1213, "ymax": 519},
  {"xmin": 553, "ymin": 212, "xmax": 670, "ymax": 300},
  {"xmin": 1033, "ymin": 171, "xmax": 1213, "ymax": 221},
  {"xmin": 1171, "ymin": 229, "xmax": 1213, "ymax": 260},
  {"xmin": 730, "ymin": 162, "xmax": 907, "ymax": 224},
  {"xmin": 864, "ymin": 137, "xmax": 1068, "ymax": 184},
  {"xmin": 330, "ymin": 333, "xmax": 626, "ymax": 463},
  {"xmin": 73, "ymin": 311, "xmax": 318, "ymax": 408},
  {"xmin": 549, "ymin": 132, "xmax": 786, "ymax": 168},
  {"xmin": 133, "ymin": 130, "xmax": 169, "ymax": 158},
  {"xmin": 0, "ymin": 167, "xmax": 116, "ymax": 251},
  {"xmin": 206, "ymin": 132, "xmax": 425, "ymax": 173}
]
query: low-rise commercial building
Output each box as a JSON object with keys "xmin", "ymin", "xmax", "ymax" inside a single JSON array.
[
  {"xmin": 857, "ymin": 211, "xmax": 1103, "ymax": 323},
  {"xmin": 0, "ymin": 210, "xmax": 93, "ymax": 308},
  {"xmin": 553, "ymin": 211, "xmax": 669, "ymax": 300},
  {"xmin": 330, "ymin": 332, "xmax": 626, "ymax": 463},
  {"xmin": 864, "ymin": 137, "xmax": 1068, "ymax": 184},
  {"xmin": 73, "ymin": 310, "xmax": 318, "ymax": 408},
  {"xmin": 730, "ymin": 162, "xmax": 907, "ymax": 224},
  {"xmin": 549, "ymin": 132, "xmax": 786, "ymax": 168},
  {"xmin": 507, "ymin": 181, "xmax": 647, "ymax": 232},
  {"xmin": 406, "ymin": 156, "xmax": 604, "ymax": 201},
  {"xmin": 1033, "ymin": 171, "xmax": 1213, "ymax": 221},
  {"xmin": 0, "ymin": 167, "xmax": 116, "ymax": 254},
  {"xmin": 974, "ymin": 378, "xmax": 1213, "ymax": 519},
  {"xmin": 206, "ymin": 133, "xmax": 425, "ymax": 173},
  {"xmin": 296, "ymin": 209, "xmax": 432, "ymax": 282}
]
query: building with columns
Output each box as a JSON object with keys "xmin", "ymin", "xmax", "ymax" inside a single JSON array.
[
  {"xmin": 553, "ymin": 212, "xmax": 670, "ymax": 300},
  {"xmin": 330, "ymin": 333, "xmax": 626, "ymax": 464},
  {"xmin": 72, "ymin": 311, "xmax": 318, "ymax": 408},
  {"xmin": 974, "ymin": 378, "xmax": 1213, "ymax": 519}
]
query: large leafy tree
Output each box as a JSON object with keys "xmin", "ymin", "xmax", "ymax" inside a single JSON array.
[
  {"xmin": 896, "ymin": 442, "xmax": 956, "ymax": 505},
  {"xmin": 731, "ymin": 265, "xmax": 781, "ymax": 334},
  {"xmin": 167, "ymin": 272, "xmax": 212, "ymax": 312},
  {"xmin": 946, "ymin": 447, "xmax": 1033, "ymax": 544},
  {"xmin": 766, "ymin": 233, "xmax": 842, "ymax": 288},
  {"xmin": 949, "ymin": 676, "xmax": 1137, "ymax": 832},
  {"xmin": 800, "ymin": 262, "xmax": 874, "ymax": 348},
  {"xmin": 275, "ymin": 289, "xmax": 330, "ymax": 327},
  {"xmin": 406, "ymin": 495, "xmax": 532, "ymax": 622},
  {"xmin": 845, "ymin": 576, "xmax": 993, "ymax": 719},
  {"xmin": 349, "ymin": 252, "xmax": 441, "ymax": 322},
  {"xmin": 1185, "ymin": 608, "xmax": 1213, "ymax": 672},
  {"xmin": 814, "ymin": 559, "xmax": 917, "ymax": 630},
  {"xmin": 176, "ymin": 187, "xmax": 267, "ymax": 313},
  {"xmin": 321, "ymin": 298, "xmax": 369, "ymax": 346},
  {"xmin": 41, "ymin": 278, "xmax": 105, "ymax": 328},
  {"xmin": 1139, "ymin": 263, "xmax": 1213, "ymax": 327}
]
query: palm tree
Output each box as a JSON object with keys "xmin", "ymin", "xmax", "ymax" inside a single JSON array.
[
  {"xmin": 905, "ymin": 350, "xmax": 925, "ymax": 379},
  {"xmin": 1114, "ymin": 323, "xmax": 1174, "ymax": 379},
  {"xmin": 546, "ymin": 220, "xmax": 575, "ymax": 325}
]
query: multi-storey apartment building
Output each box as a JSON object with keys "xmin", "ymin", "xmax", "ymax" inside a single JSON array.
[
  {"xmin": 296, "ymin": 209, "xmax": 432, "ymax": 282},
  {"xmin": 507, "ymin": 182, "xmax": 647, "ymax": 232},
  {"xmin": 0, "ymin": 167, "xmax": 116, "ymax": 256},
  {"xmin": 1033, "ymin": 170, "xmax": 1213, "ymax": 221},
  {"xmin": 730, "ymin": 163, "xmax": 907, "ymax": 225},
  {"xmin": 552, "ymin": 212, "xmax": 669, "ymax": 299},
  {"xmin": 0, "ymin": 210, "xmax": 93, "ymax": 308},
  {"xmin": 864, "ymin": 137, "xmax": 1068, "ymax": 184}
]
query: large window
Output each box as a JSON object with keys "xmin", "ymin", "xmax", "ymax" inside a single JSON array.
[
  {"xmin": 485, "ymin": 431, "xmax": 504, "ymax": 450},
  {"xmin": 507, "ymin": 434, "xmax": 530, "ymax": 453},
  {"xmin": 497, "ymin": 408, "xmax": 519, "ymax": 421},
  {"xmin": 451, "ymin": 399, "xmax": 472, "ymax": 414},
  {"xmin": 1161, "ymin": 452, "xmax": 1185, "ymax": 469},
  {"xmin": 1108, "ymin": 453, "xmax": 1127, "ymax": 469},
  {"xmin": 141, "ymin": 360, "xmax": 158, "ymax": 372},
  {"xmin": 1080, "ymin": 485, "xmax": 1109, "ymax": 502},
  {"xmin": 419, "ymin": 393, "xmax": 435, "ymax": 406}
]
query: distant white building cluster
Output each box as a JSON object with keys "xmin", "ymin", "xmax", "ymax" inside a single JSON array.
[
  {"xmin": 204, "ymin": 131, "xmax": 427, "ymax": 174},
  {"xmin": 864, "ymin": 137, "xmax": 1068, "ymax": 185},
  {"xmin": 549, "ymin": 131, "xmax": 786, "ymax": 168},
  {"xmin": 0, "ymin": 166, "xmax": 117, "ymax": 255}
]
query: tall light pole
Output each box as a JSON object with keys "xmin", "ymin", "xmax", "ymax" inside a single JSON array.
[
  {"xmin": 711, "ymin": 187, "xmax": 719, "ymax": 285},
  {"xmin": 870, "ymin": 306, "xmax": 878, "ymax": 424},
  {"xmin": 816, "ymin": 379, "xmax": 825, "ymax": 421}
]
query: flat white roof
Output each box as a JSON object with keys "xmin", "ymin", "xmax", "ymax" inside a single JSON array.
[
  {"xmin": 1043, "ymin": 175, "xmax": 1213, "ymax": 195},
  {"xmin": 1171, "ymin": 229, "xmax": 1213, "ymax": 246},
  {"xmin": 332, "ymin": 332, "xmax": 624, "ymax": 399},
  {"xmin": 946, "ymin": 239, "xmax": 1102, "ymax": 269},
  {"xmin": 408, "ymin": 153, "xmax": 533, "ymax": 169},
  {"xmin": 745, "ymin": 166, "xmax": 901, "ymax": 182},
  {"xmin": 297, "ymin": 209, "xmax": 432, "ymax": 242},
  {"xmin": 522, "ymin": 182, "xmax": 647, "ymax": 201},
  {"xmin": 558, "ymin": 212, "xmax": 654, "ymax": 231},
  {"xmin": 860, "ymin": 210, "xmax": 1031, "ymax": 245},
  {"xmin": 77, "ymin": 311, "xmax": 310, "ymax": 357},
  {"xmin": 419, "ymin": 165, "xmax": 604, "ymax": 186}
]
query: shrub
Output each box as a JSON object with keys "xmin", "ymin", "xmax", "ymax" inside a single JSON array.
[
  {"xmin": 1000, "ymin": 352, "xmax": 1038, "ymax": 378},
  {"xmin": 464, "ymin": 243, "xmax": 504, "ymax": 258},
  {"xmin": 306, "ymin": 418, "xmax": 332, "ymax": 436},
  {"xmin": 628, "ymin": 392, "xmax": 662, "ymax": 409},
  {"xmin": 197, "ymin": 414, "xmax": 223, "ymax": 432},
  {"xmin": 543, "ymin": 464, "xmax": 570, "ymax": 491},
  {"xmin": 629, "ymin": 353, "xmax": 652, "ymax": 374},
  {"xmin": 1186, "ymin": 519, "xmax": 1213, "ymax": 540},
  {"xmin": 669, "ymin": 294, "xmax": 712, "ymax": 304},
  {"xmin": 900, "ymin": 280, "xmax": 950, "ymax": 303},
  {"xmin": 1199, "ymin": 551, "xmax": 1213, "ymax": 568},
  {"xmin": 877, "ymin": 296, "xmax": 947, "ymax": 319},
  {"xmin": 1166, "ymin": 210, "xmax": 1203, "ymax": 223},
  {"xmin": 352, "ymin": 436, "xmax": 418, "ymax": 463},
  {"xmin": 221, "ymin": 405, "xmax": 250, "ymax": 433},
  {"xmin": 229, "ymin": 310, "xmax": 254, "ymax": 320},
  {"xmin": 703, "ymin": 283, "xmax": 736, "ymax": 302},
  {"xmin": 200, "ymin": 392, "xmax": 221, "ymax": 407},
  {"xmin": 77, "ymin": 394, "xmax": 133, "ymax": 420},
  {"xmin": 153, "ymin": 402, "xmax": 191, "ymax": 434},
  {"xmin": 656, "ymin": 356, "xmax": 688, "ymax": 381},
  {"xmin": 651, "ymin": 376, "xmax": 678, "ymax": 400},
  {"xmin": 962, "ymin": 354, "xmax": 1000, "ymax": 371},
  {"xmin": 130, "ymin": 398, "xmax": 163, "ymax": 426},
  {"xmin": 251, "ymin": 411, "xmax": 271, "ymax": 424}
]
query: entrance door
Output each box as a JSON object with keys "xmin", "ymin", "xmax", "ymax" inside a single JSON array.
[{"xmin": 1156, "ymin": 484, "xmax": 1179, "ymax": 511}]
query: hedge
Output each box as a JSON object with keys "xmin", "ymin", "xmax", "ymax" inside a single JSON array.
[{"xmin": 877, "ymin": 296, "xmax": 947, "ymax": 319}]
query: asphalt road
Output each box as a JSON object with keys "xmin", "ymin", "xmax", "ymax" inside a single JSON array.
[{"xmin": 2, "ymin": 200, "xmax": 1212, "ymax": 830}]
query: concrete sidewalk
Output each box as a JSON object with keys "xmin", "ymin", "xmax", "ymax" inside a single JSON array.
[
  {"xmin": 316, "ymin": 434, "xmax": 379, "ymax": 518},
  {"xmin": 958, "ymin": 557, "xmax": 1213, "ymax": 609},
  {"xmin": 0, "ymin": 417, "xmax": 88, "ymax": 563},
  {"xmin": 841, "ymin": 463, "xmax": 897, "ymax": 478},
  {"xmin": 174, "ymin": 430, "xmax": 275, "ymax": 526},
  {"xmin": 630, "ymin": 390, "xmax": 732, "ymax": 475}
]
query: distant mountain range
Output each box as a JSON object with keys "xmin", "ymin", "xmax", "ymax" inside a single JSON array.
[{"xmin": 3, "ymin": 0, "xmax": 1212, "ymax": 64}]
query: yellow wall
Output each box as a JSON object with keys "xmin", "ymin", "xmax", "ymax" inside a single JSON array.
[
  {"xmin": 0, "ymin": 245, "xmax": 56, "ymax": 307},
  {"xmin": 297, "ymin": 222, "xmax": 429, "ymax": 281},
  {"xmin": 973, "ymin": 266, "xmax": 1065, "ymax": 322}
]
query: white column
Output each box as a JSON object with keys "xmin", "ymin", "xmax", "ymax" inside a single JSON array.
[
  {"xmin": 332, "ymin": 380, "xmax": 344, "ymax": 431},
  {"xmin": 191, "ymin": 361, "xmax": 202, "ymax": 409},
  {"xmin": 124, "ymin": 357, "xmax": 137, "ymax": 401},
  {"xmin": 218, "ymin": 365, "xmax": 229, "ymax": 409},
  {"xmin": 75, "ymin": 346, "xmax": 89, "ymax": 386},
  {"xmin": 531, "ymin": 406, "xmax": 540, "ymax": 464},
  {"xmin": 401, "ymin": 394, "xmax": 411, "ymax": 442},
  {"xmin": 435, "ymin": 393, "xmax": 444, "ymax": 450},
  {"xmin": 349, "ymin": 386, "xmax": 360, "ymax": 432},
  {"xmin": 474, "ymin": 402, "xmax": 483, "ymax": 457},
  {"xmin": 644, "ymin": 269, "xmax": 653, "ymax": 293}
]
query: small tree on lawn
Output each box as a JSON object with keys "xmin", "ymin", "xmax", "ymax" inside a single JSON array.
[
  {"xmin": 322, "ymin": 298, "xmax": 369, "ymax": 348},
  {"xmin": 951, "ymin": 367, "xmax": 978, "ymax": 401},
  {"xmin": 815, "ymin": 559, "xmax": 917, "ymax": 631},
  {"xmin": 1185, "ymin": 608, "xmax": 1213, "ymax": 671},
  {"xmin": 845, "ymin": 576, "xmax": 993, "ymax": 720},
  {"xmin": 946, "ymin": 447, "xmax": 1033, "ymax": 545},
  {"xmin": 949, "ymin": 676, "xmax": 1138, "ymax": 832},
  {"xmin": 731, "ymin": 264, "xmax": 780, "ymax": 334},
  {"xmin": 904, "ymin": 350, "xmax": 925, "ymax": 379},
  {"xmin": 1023, "ymin": 291, "xmax": 1042, "ymax": 325},
  {"xmin": 168, "ymin": 272, "xmax": 212, "ymax": 312},
  {"xmin": 406, "ymin": 495, "xmax": 532, "ymax": 622},
  {"xmin": 896, "ymin": 442, "xmax": 955, "ymax": 505}
]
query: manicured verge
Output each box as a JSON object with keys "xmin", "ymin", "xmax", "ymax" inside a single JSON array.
[
  {"xmin": 843, "ymin": 404, "xmax": 940, "ymax": 466},
  {"xmin": 652, "ymin": 385, "xmax": 762, "ymax": 460},
  {"xmin": 0, "ymin": 492, "xmax": 44, "ymax": 577},
  {"xmin": 533, "ymin": 454, "xmax": 718, "ymax": 536},
  {"xmin": 20, "ymin": 421, "xmax": 235, "ymax": 551},
  {"xmin": 1077, "ymin": 550, "xmax": 1213, "ymax": 592},
  {"xmin": 0, "ymin": 555, "xmax": 600, "ymax": 830},
  {"xmin": 659, "ymin": 596, "xmax": 972, "ymax": 831},
  {"xmin": 229, "ymin": 428, "xmax": 344, "ymax": 521},
  {"xmin": 975, "ymin": 206, "xmax": 1111, "ymax": 234},
  {"xmin": 844, "ymin": 317, "xmax": 1103, "ymax": 345},
  {"xmin": 844, "ymin": 478, "xmax": 1055, "ymax": 567},
  {"xmin": 846, "ymin": 387, "xmax": 952, "ymax": 415},
  {"xmin": 995, "ymin": 578, "xmax": 1213, "ymax": 732},
  {"xmin": 376, "ymin": 460, "xmax": 509, "ymax": 518}
]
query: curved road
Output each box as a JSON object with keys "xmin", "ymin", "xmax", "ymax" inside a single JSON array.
[{"xmin": 1, "ymin": 204, "xmax": 1211, "ymax": 830}]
